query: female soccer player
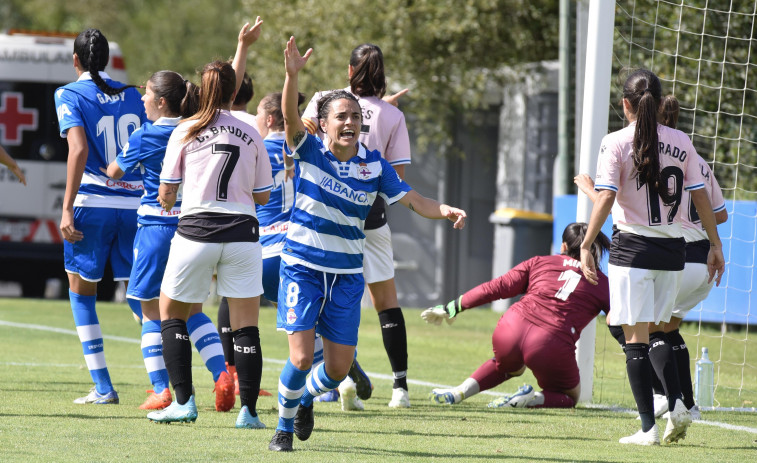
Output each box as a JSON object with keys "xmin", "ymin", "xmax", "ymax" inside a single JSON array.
[
  {"xmin": 425, "ymin": 223, "xmax": 610, "ymax": 409},
  {"xmin": 575, "ymin": 94, "xmax": 728, "ymax": 421},
  {"xmin": 268, "ymin": 36, "xmax": 466, "ymax": 452},
  {"xmin": 145, "ymin": 54, "xmax": 273, "ymax": 428},
  {"xmin": 579, "ymin": 69, "xmax": 725, "ymax": 445},
  {"xmin": 301, "ymin": 43, "xmax": 413, "ymax": 409},
  {"xmin": 54, "ymin": 28, "xmax": 148, "ymax": 404}
]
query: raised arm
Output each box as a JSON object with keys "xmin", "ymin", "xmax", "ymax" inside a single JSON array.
[
  {"xmin": 283, "ymin": 36, "xmax": 312, "ymax": 149},
  {"xmin": 398, "ymin": 190, "xmax": 466, "ymax": 229},
  {"xmin": 232, "ymin": 18, "xmax": 263, "ymax": 93}
]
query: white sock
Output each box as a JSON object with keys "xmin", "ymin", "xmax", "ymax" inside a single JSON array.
[{"xmin": 458, "ymin": 377, "xmax": 480, "ymax": 401}]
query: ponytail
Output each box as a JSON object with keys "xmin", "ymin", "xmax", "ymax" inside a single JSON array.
[
  {"xmin": 659, "ymin": 94, "xmax": 680, "ymax": 129},
  {"xmin": 623, "ymin": 69, "xmax": 675, "ymax": 205},
  {"xmin": 349, "ymin": 43, "xmax": 386, "ymax": 98},
  {"xmin": 182, "ymin": 61, "xmax": 236, "ymax": 143},
  {"xmin": 562, "ymin": 222, "xmax": 610, "ymax": 269},
  {"xmin": 147, "ymin": 71, "xmax": 199, "ymax": 119},
  {"xmin": 74, "ymin": 29, "xmax": 133, "ymax": 96}
]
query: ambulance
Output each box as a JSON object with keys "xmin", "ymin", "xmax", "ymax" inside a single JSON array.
[{"xmin": 0, "ymin": 30, "xmax": 130, "ymax": 298}]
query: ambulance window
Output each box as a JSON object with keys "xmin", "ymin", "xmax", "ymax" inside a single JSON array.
[{"xmin": 0, "ymin": 82, "xmax": 68, "ymax": 162}]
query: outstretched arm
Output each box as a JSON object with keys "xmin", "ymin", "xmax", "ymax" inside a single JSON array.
[
  {"xmin": 232, "ymin": 18, "xmax": 263, "ymax": 93},
  {"xmin": 398, "ymin": 190, "xmax": 466, "ymax": 229},
  {"xmin": 283, "ymin": 36, "xmax": 312, "ymax": 149},
  {"xmin": 0, "ymin": 145, "xmax": 26, "ymax": 185}
]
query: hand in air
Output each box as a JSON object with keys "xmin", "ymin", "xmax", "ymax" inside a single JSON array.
[
  {"xmin": 573, "ymin": 174, "xmax": 595, "ymax": 196},
  {"xmin": 284, "ymin": 36, "xmax": 312, "ymax": 76},
  {"xmin": 383, "ymin": 88, "xmax": 409, "ymax": 107},
  {"xmin": 238, "ymin": 17, "xmax": 263, "ymax": 48}
]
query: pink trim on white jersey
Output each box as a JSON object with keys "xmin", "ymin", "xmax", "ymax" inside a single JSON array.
[
  {"xmin": 160, "ymin": 110, "xmax": 272, "ymax": 218},
  {"xmin": 594, "ymin": 123, "xmax": 705, "ymax": 238},
  {"xmin": 302, "ymin": 87, "xmax": 411, "ymax": 165}
]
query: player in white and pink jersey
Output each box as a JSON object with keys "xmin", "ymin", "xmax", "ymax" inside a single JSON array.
[
  {"xmin": 148, "ymin": 28, "xmax": 274, "ymax": 429},
  {"xmin": 301, "ymin": 43, "xmax": 414, "ymax": 410},
  {"xmin": 580, "ymin": 70, "xmax": 725, "ymax": 446},
  {"xmin": 576, "ymin": 94, "xmax": 729, "ymax": 422}
]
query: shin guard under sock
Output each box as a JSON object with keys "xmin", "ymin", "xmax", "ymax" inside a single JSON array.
[
  {"xmin": 379, "ymin": 308, "xmax": 408, "ymax": 390},
  {"xmin": 233, "ymin": 326, "xmax": 262, "ymax": 413},
  {"xmin": 625, "ymin": 342, "xmax": 655, "ymax": 432},
  {"xmin": 217, "ymin": 297, "xmax": 235, "ymax": 367},
  {"xmin": 161, "ymin": 318, "xmax": 193, "ymax": 405}
]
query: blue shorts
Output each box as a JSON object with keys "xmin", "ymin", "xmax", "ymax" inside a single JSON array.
[
  {"xmin": 276, "ymin": 262, "xmax": 364, "ymax": 346},
  {"xmin": 64, "ymin": 207, "xmax": 138, "ymax": 281},
  {"xmin": 126, "ymin": 224, "xmax": 176, "ymax": 301},
  {"xmin": 262, "ymin": 255, "xmax": 281, "ymax": 304}
]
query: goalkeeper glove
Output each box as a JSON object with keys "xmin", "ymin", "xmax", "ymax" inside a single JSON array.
[{"xmin": 420, "ymin": 295, "xmax": 464, "ymax": 325}]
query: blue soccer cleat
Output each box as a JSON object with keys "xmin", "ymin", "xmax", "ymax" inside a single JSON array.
[
  {"xmin": 347, "ymin": 359, "xmax": 373, "ymax": 400},
  {"xmin": 429, "ymin": 388, "xmax": 462, "ymax": 405},
  {"xmin": 314, "ymin": 388, "xmax": 340, "ymax": 403},
  {"xmin": 487, "ymin": 384, "xmax": 535, "ymax": 408},
  {"xmin": 73, "ymin": 386, "xmax": 119, "ymax": 405},
  {"xmin": 236, "ymin": 405, "xmax": 266, "ymax": 429},
  {"xmin": 147, "ymin": 395, "xmax": 198, "ymax": 423}
]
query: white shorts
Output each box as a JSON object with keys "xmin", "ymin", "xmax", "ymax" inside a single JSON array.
[
  {"xmin": 363, "ymin": 224, "xmax": 395, "ymax": 284},
  {"xmin": 607, "ymin": 263, "xmax": 682, "ymax": 326},
  {"xmin": 672, "ymin": 262, "xmax": 713, "ymax": 319},
  {"xmin": 161, "ymin": 233, "xmax": 263, "ymax": 303}
]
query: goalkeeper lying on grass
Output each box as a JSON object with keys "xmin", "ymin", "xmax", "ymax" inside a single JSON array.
[{"xmin": 423, "ymin": 223, "xmax": 610, "ymax": 408}]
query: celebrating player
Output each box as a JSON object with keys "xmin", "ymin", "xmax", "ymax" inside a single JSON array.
[
  {"xmin": 54, "ymin": 28, "xmax": 148, "ymax": 405},
  {"xmin": 301, "ymin": 43, "xmax": 413, "ymax": 409},
  {"xmin": 268, "ymin": 37, "xmax": 467, "ymax": 452},
  {"xmin": 575, "ymin": 94, "xmax": 728, "ymax": 421},
  {"xmin": 578, "ymin": 69, "xmax": 724, "ymax": 445},
  {"xmin": 147, "ymin": 46, "xmax": 272, "ymax": 430},
  {"xmin": 425, "ymin": 223, "xmax": 610, "ymax": 409}
]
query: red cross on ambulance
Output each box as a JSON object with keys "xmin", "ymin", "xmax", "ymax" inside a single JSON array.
[{"xmin": 0, "ymin": 92, "xmax": 38, "ymax": 146}]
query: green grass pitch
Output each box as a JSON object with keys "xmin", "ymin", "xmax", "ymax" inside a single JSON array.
[{"xmin": 0, "ymin": 298, "xmax": 755, "ymax": 462}]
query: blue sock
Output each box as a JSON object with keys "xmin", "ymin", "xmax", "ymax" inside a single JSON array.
[
  {"xmin": 126, "ymin": 298, "xmax": 142, "ymax": 320},
  {"xmin": 301, "ymin": 362, "xmax": 342, "ymax": 407},
  {"xmin": 276, "ymin": 359, "xmax": 310, "ymax": 432},
  {"xmin": 141, "ymin": 320, "xmax": 169, "ymax": 393},
  {"xmin": 187, "ymin": 312, "xmax": 226, "ymax": 381},
  {"xmin": 69, "ymin": 290, "xmax": 113, "ymax": 394}
]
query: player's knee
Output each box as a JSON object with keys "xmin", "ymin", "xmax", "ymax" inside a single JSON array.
[{"xmin": 289, "ymin": 352, "xmax": 313, "ymax": 371}]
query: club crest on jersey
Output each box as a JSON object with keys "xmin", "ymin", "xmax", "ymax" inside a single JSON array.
[
  {"xmin": 357, "ymin": 162, "xmax": 372, "ymax": 180},
  {"xmin": 286, "ymin": 308, "xmax": 297, "ymax": 324}
]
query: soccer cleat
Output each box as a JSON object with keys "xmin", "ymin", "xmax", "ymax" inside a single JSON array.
[
  {"xmin": 214, "ymin": 370, "xmax": 236, "ymax": 412},
  {"xmin": 139, "ymin": 388, "xmax": 172, "ymax": 410},
  {"xmin": 235, "ymin": 405, "xmax": 266, "ymax": 429},
  {"xmin": 430, "ymin": 388, "xmax": 463, "ymax": 405},
  {"xmin": 147, "ymin": 395, "xmax": 198, "ymax": 423},
  {"xmin": 388, "ymin": 387, "xmax": 411, "ymax": 408},
  {"xmin": 619, "ymin": 425, "xmax": 660, "ymax": 445},
  {"xmin": 227, "ymin": 363, "xmax": 240, "ymax": 396},
  {"xmin": 269, "ymin": 430, "xmax": 294, "ymax": 452},
  {"xmin": 347, "ymin": 359, "xmax": 373, "ymax": 400},
  {"xmin": 294, "ymin": 403, "xmax": 315, "ymax": 441},
  {"xmin": 314, "ymin": 389, "xmax": 340, "ymax": 403},
  {"xmin": 259, "ymin": 389, "xmax": 272, "ymax": 396},
  {"xmin": 689, "ymin": 405, "xmax": 701, "ymax": 421},
  {"xmin": 663, "ymin": 399, "xmax": 692, "ymax": 444},
  {"xmin": 487, "ymin": 384, "xmax": 534, "ymax": 408},
  {"xmin": 73, "ymin": 386, "xmax": 119, "ymax": 405},
  {"xmin": 653, "ymin": 393, "xmax": 669, "ymax": 418},
  {"xmin": 338, "ymin": 382, "xmax": 364, "ymax": 411}
]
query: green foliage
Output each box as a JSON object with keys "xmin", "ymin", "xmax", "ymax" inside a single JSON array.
[
  {"xmin": 1, "ymin": 0, "xmax": 558, "ymax": 156},
  {"xmin": 613, "ymin": 0, "xmax": 757, "ymax": 200}
]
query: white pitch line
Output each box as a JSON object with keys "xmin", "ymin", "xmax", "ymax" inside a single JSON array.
[{"xmin": 4, "ymin": 318, "xmax": 757, "ymax": 435}]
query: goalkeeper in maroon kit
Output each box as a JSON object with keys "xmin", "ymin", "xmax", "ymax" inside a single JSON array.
[{"xmin": 424, "ymin": 223, "xmax": 610, "ymax": 408}]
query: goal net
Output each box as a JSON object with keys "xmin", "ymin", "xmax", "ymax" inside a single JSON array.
[{"xmin": 592, "ymin": 0, "xmax": 757, "ymax": 411}]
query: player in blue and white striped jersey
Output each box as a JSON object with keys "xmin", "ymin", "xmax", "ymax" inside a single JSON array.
[
  {"xmin": 268, "ymin": 37, "xmax": 467, "ymax": 452},
  {"xmin": 54, "ymin": 29, "xmax": 147, "ymax": 405}
]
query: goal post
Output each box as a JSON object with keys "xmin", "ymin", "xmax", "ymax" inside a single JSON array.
[{"xmin": 574, "ymin": 0, "xmax": 615, "ymax": 404}]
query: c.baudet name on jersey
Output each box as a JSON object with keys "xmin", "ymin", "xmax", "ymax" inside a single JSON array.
[
  {"xmin": 319, "ymin": 176, "xmax": 369, "ymax": 204},
  {"xmin": 195, "ymin": 125, "xmax": 256, "ymax": 145}
]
